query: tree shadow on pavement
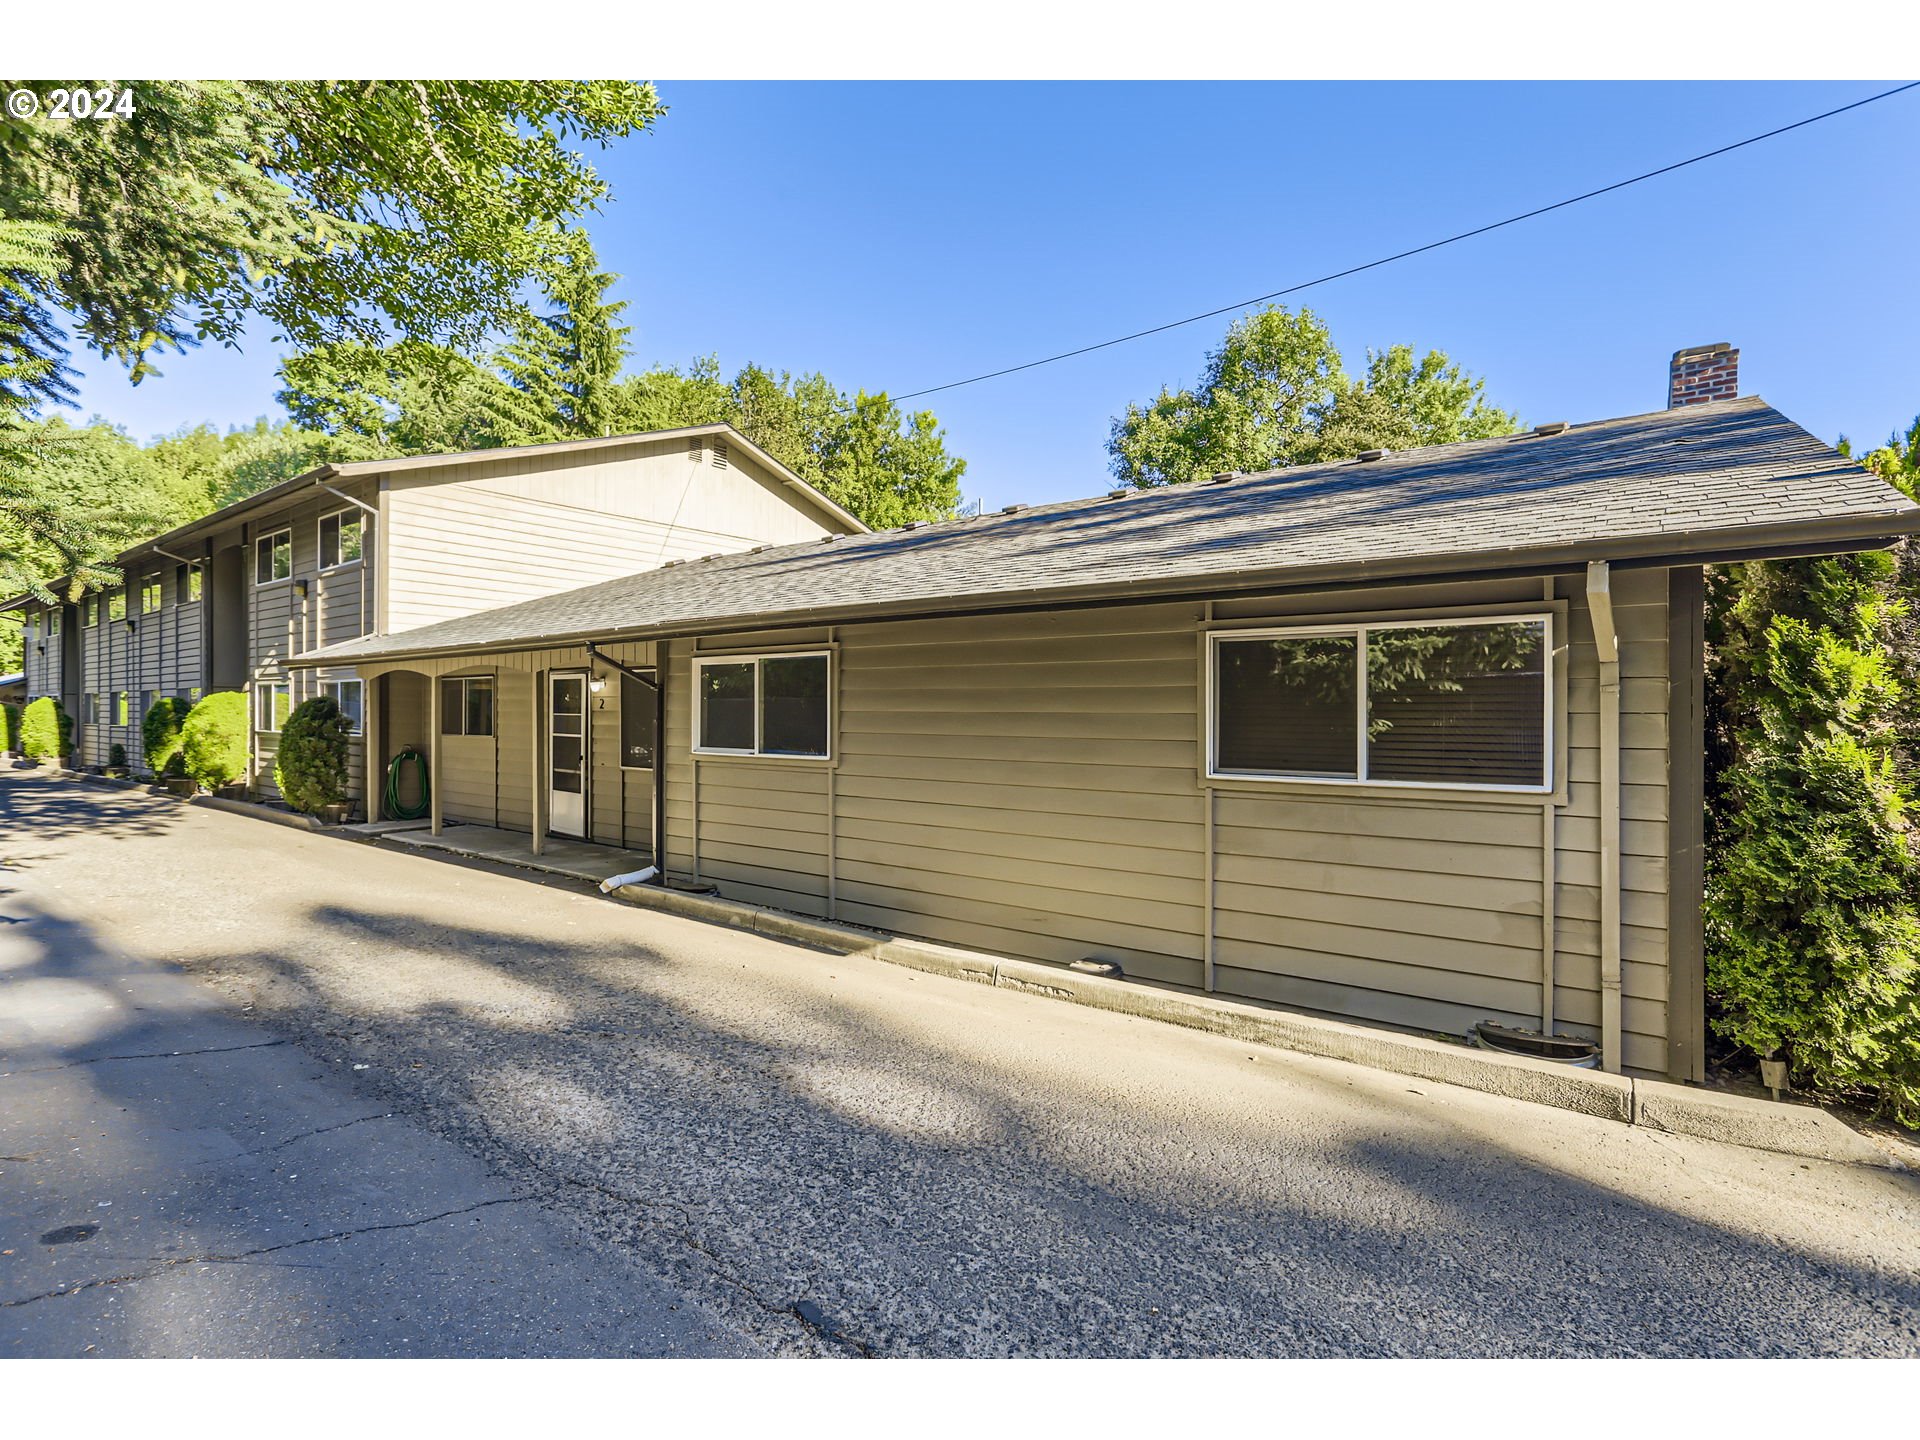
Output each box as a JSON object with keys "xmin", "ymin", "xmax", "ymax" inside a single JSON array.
[{"xmin": 181, "ymin": 894, "xmax": 1920, "ymax": 1359}]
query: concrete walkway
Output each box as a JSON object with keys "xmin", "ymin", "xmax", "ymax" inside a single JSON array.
[
  {"xmin": 372, "ymin": 822, "xmax": 655, "ymax": 887},
  {"xmin": 0, "ymin": 774, "xmax": 748, "ymax": 1357},
  {"xmin": 6, "ymin": 769, "xmax": 1919, "ymax": 1356}
]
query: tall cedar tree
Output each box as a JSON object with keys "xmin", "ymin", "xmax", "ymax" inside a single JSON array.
[{"xmin": 1705, "ymin": 550, "xmax": 1920, "ymax": 1122}]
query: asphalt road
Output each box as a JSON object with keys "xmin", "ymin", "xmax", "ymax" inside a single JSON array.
[{"xmin": 4, "ymin": 769, "xmax": 1917, "ymax": 1357}]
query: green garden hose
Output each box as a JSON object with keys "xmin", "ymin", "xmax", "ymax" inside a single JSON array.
[{"xmin": 384, "ymin": 745, "xmax": 430, "ymax": 820}]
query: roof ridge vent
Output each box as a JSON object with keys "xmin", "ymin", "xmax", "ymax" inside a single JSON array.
[
  {"xmin": 999, "ymin": 503, "xmax": 1026, "ymax": 514},
  {"xmin": 902, "ymin": 520, "xmax": 927, "ymax": 530},
  {"xmin": 1106, "ymin": 487, "xmax": 1131, "ymax": 499},
  {"xmin": 819, "ymin": 532, "xmax": 842, "ymax": 543},
  {"xmin": 1208, "ymin": 470, "xmax": 1240, "ymax": 484},
  {"xmin": 1354, "ymin": 449, "xmax": 1391, "ymax": 463},
  {"xmin": 1532, "ymin": 421, "xmax": 1570, "ymax": 437}
]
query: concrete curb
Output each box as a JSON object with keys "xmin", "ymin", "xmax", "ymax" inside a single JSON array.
[
  {"xmin": 67, "ymin": 768, "xmax": 329, "ymax": 831},
  {"xmin": 610, "ymin": 880, "xmax": 1894, "ymax": 1170},
  {"xmin": 189, "ymin": 794, "xmax": 326, "ymax": 831}
]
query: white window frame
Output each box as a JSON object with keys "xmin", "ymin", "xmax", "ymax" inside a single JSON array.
[
  {"xmin": 255, "ymin": 528, "xmax": 293, "ymax": 586},
  {"xmin": 257, "ymin": 681, "xmax": 292, "ymax": 733},
  {"xmin": 1205, "ymin": 612, "xmax": 1555, "ymax": 795},
  {"xmin": 691, "ymin": 650, "xmax": 834, "ymax": 761},
  {"xmin": 322, "ymin": 678, "xmax": 364, "ymax": 734},
  {"xmin": 317, "ymin": 507, "xmax": 364, "ymax": 572}
]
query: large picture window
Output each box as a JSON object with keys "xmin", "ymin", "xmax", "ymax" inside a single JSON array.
[
  {"xmin": 694, "ymin": 652, "xmax": 830, "ymax": 759},
  {"xmin": 1208, "ymin": 615, "xmax": 1551, "ymax": 791}
]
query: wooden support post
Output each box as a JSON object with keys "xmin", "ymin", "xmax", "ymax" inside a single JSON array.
[
  {"xmin": 428, "ymin": 671, "xmax": 444, "ymax": 837},
  {"xmin": 530, "ymin": 668, "xmax": 546, "ymax": 856},
  {"xmin": 365, "ymin": 671, "xmax": 383, "ymax": 823}
]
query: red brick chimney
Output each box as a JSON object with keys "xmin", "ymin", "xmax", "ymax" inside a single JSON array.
[{"xmin": 1668, "ymin": 342, "xmax": 1739, "ymax": 407}]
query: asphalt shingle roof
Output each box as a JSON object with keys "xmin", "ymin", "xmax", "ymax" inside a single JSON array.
[{"xmin": 303, "ymin": 397, "xmax": 1920, "ymax": 665}]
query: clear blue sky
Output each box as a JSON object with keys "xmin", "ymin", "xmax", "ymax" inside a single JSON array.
[{"xmin": 63, "ymin": 80, "xmax": 1920, "ymax": 511}]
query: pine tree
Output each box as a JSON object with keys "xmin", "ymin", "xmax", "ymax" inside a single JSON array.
[{"xmin": 494, "ymin": 239, "xmax": 632, "ymax": 441}]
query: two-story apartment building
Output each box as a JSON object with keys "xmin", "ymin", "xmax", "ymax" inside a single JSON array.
[{"xmin": 7, "ymin": 424, "xmax": 863, "ymax": 824}]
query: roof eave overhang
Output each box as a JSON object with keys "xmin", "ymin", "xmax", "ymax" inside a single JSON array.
[{"xmin": 289, "ymin": 506, "xmax": 1920, "ymax": 670}]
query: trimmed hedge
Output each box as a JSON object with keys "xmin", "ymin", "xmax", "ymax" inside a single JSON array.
[
  {"xmin": 180, "ymin": 691, "xmax": 249, "ymax": 791},
  {"xmin": 142, "ymin": 696, "xmax": 189, "ymax": 776},
  {"xmin": 1, "ymin": 701, "xmax": 17, "ymax": 754},
  {"xmin": 273, "ymin": 695, "xmax": 351, "ymax": 814},
  {"xmin": 18, "ymin": 696, "xmax": 68, "ymax": 760}
]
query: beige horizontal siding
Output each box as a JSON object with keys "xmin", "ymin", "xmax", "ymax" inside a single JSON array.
[
  {"xmin": 382, "ymin": 440, "xmax": 837, "ymax": 633},
  {"xmin": 652, "ymin": 571, "xmax": 1673, "ymax": 1073}
]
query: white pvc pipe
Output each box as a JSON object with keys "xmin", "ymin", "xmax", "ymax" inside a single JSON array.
[{"xmin": 599, "ymin": 865, "xmax": 658, "ymax": 894}]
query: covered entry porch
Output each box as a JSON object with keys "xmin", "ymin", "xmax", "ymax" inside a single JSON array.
[{"xmin": 352, "ymin": 640, "xmax": 661, "ymax": 862}]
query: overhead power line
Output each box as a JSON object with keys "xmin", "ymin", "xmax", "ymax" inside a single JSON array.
[{"xmin": 893, "ymin": 81, "xmax": 1920, "ymax": 402}]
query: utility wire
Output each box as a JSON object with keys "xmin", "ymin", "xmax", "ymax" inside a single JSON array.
[{"xmin": 893, "ymin": 81, "xmax": 1920, "ymax": 402}]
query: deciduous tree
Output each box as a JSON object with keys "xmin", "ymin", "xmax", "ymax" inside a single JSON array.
[{"xmin": 1108, "ymin": 306, "xmax": 1518, "ymax": 486}]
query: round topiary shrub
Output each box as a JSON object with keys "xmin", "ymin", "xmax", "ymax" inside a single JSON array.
[
  {"xmin": 273, "ymin": 694, "xmax": 351, "ymax": 815},
  {"xmin": 18, "ymin": 696, "xmax": 67, "ymax": 761},
  {"xmin": 142, "ymin": 696, "xmax": 189, "ymax": 776},
  {"xmin": 181, "ymin": 691, "xmax": 250, "ymax": 792}
]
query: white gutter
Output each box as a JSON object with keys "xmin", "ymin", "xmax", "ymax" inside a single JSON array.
[{"xmin": 1585, "ymin": 560, "xmax": 1624, "ymax": 1074}]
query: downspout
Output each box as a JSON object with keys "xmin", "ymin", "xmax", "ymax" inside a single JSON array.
[{"xmin": 1586, "ymin": 560, "xmax": 1624, "ymax": 1074}]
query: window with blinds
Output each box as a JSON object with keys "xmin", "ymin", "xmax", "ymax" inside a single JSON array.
[{"xmin": 1210, "ymin": 616, "xmax": 1550, "ymax": 791}]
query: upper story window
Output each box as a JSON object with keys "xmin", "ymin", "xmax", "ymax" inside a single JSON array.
[
  {"xmin": 81, "ymin": 595, "xmax": 96, "ymax": 626},
  {"xmin": 107, "ymin": 589, "xmax": 126, "ymax": 622},
  {"xmin": 318, "ymin": 509, "xmax": 363, "ymax": 570},
  {"xmin": 1207, "ymin": 615, "xmax": 1552, "ymax": 793},
  {"xmin": 140, "ymin": 573, "xmax": 161, "ymax": 614},
  {"xmin": 177, "ymin": 562, "xmax": 202, "ymax": 602},
  {"xmin": 694, "ymin": 651, "xmax": 831, "ymax": 759},
  {"xmin": 439, "ymin": 677, "xmax": 494, "ymax": 737},
  {"xmin": 255, "ymin": 528, "xmax": 292, "ymax": 585}
]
